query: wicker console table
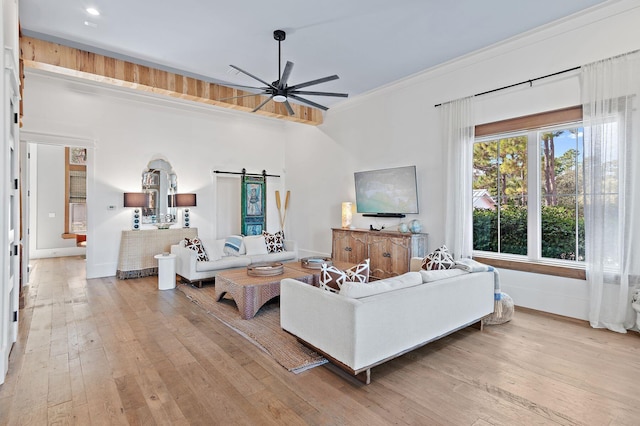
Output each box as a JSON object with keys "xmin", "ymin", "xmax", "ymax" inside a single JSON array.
[{"xmin": 116, "ymin": 228, "xmax": 197, "ymax": 279}]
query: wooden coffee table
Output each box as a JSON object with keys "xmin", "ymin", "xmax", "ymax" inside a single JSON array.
[
  {"xmin": 283, "ymin": 259, "xmax": 356, "ymax": 286},
  {"xmin": 215, "ymin": 267, "xmax": 314, "ymax": 319}
]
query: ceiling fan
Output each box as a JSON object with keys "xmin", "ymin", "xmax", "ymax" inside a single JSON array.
[{"xmin": 220, "ymin": 29, "xmax": 348, "ymax": 115}]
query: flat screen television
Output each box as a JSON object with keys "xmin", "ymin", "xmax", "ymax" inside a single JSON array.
[{"xmin": 354, "ymin": 165, "xmax": 419, "ymax": 218}]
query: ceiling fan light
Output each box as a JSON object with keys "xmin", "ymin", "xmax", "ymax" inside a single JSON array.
[{"xmin": 273, "ymin": 94, "xmax": 287, "ymax": 103}]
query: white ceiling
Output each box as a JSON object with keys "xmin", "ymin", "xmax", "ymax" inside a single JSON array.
[{"xmin": 19, "ymin": 0, "xmax": 607, "ymax": 109}]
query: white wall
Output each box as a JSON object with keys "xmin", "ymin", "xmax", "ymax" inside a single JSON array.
[
  {"xmin": 283, "ymin": 123, "xmax": 356, "ymax": 257},
  {"xmin": 302, "ymin": 0, "xmax": 640, "ymax": 320},
  {"xmin": 30, "ymin": 144, "xmax": 77, "ymax": 253},
  {"xmin": 22, "ymin": 72, "xmax": 296, "ymax": 278}
]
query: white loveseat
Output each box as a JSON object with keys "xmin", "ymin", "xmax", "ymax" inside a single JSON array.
[
  {"xmin": 171, "ymin": 235, "xmax": 297, "ymax": 287},
  {"xmin": 280, "ymin": 258, "xmax": 495, "ymax": 383}
]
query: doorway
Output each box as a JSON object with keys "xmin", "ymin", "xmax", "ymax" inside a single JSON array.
[{"xmin": 20, "ymin": 132, "xmax": 94, "ymax": 281}]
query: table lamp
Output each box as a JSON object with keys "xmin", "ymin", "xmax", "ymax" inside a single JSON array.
[
  {"xmin": 123, "ymin": 192, "xmax": 149, "ymax": 230},
  {"xmin": 175, "ymin": 193, "xmax": 197, "ymax": 228}
]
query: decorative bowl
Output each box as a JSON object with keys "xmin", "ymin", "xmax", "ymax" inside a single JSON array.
[
  {"xmin": 247, "ymin": 262, "xmax": 284, "ymax": 276},
  {"xmin": 301, "ymin": 257, "xmax": 333, "ymax": 269},
  {"xmin": 154, "ymin": 222, "xmax": 172, "ymax": 229}
]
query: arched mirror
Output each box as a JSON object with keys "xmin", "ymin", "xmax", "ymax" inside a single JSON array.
[{"xmin": 141, "ymin": 158, "xmax": 177, "ymax": 225}]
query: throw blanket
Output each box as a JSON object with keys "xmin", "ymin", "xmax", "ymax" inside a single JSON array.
[{"xmin": 455, "ymin": 258, "xmax": 503, "ymax": 318}]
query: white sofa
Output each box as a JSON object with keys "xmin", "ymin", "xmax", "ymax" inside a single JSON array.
[
  {"xmin": 280, "ymin": 258, "xmax": 495, "ymax": 384},
  {"xmin": 171, "ymin": 236, "xmax": 297, "ymax": 287}
]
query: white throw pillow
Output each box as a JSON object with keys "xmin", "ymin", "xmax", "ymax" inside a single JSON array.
[
  {"xmin": 243, "ymin": 235, "xmax": 269, "ymax": 256},
  {"xmin": 215, "ymin": 239, "xmax": 226, "ymax": 256},
  {"xmin": 200, "ymin": 238, "xmax": 223, "ymax": 261}
]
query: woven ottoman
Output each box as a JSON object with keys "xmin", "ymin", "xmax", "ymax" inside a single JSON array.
[{"xmin": 483, "ymin": 292, "xmax": 514, "ymax": 325}]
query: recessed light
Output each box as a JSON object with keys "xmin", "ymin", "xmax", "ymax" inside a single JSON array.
[{"xmin": 86, "ymin": 7, "xmax": 100, "ymax": 16}]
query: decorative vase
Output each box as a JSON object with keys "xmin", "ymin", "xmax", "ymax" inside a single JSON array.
[
  {"xmin": 409, "ymin": 219, "xmax": 422, "ymax": 233},
  {"xmin": 398, "ymin": 223, "xmax": 409, "ymax": 233}
]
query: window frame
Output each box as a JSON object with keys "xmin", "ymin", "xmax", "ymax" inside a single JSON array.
[
  {"xmin": 62, "ymin": 146, "xmax": 87, "ymax": 239},
  {"xmin": 473, "ymin": 106, "xmax": 586, "ymax": 280}
]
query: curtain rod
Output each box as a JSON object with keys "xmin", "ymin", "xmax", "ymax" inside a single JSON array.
[
  {"xmin": 434, "ymin": 65, "xmax": 581, "ymax": 107},
  {"xmin": 213, "ymin": 168, "xmax": 281, "ymax": 178}
]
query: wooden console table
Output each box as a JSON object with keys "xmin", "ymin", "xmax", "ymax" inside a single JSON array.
[
  {"xmin": 332, "ymin": 228, "xmax": 428, "ymax": 280},
  {"xmin": 116, "ymin": 228, "xmax": 197, "ymax": 279}
]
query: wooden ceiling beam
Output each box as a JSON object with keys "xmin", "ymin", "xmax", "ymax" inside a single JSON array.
[{"xmin": 19, "ymin": 36, "xmax": 323, "ymax": 125}]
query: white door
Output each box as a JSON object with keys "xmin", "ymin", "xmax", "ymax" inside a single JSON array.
[
  {"xmin": 1, "ymin": 66, "xmax": 21, "ymax": 385},
  {"xmin": 1, "ymin": 0, "xmax": 21, "ymax": 385}
]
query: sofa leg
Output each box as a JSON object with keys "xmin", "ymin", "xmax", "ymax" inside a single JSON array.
[
  {"xmin": 471, "ymin": 319, "xmax": 484, "ymax": 331},
  {"xmin": 197, "ymin": 280, "xmax": 203, "ymax": 289},
  {"xmin": 355, "ymin": 369, "xmax": 371, "ymax": 385}
]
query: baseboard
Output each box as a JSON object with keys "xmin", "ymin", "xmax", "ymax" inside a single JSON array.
[
  {"xmin": 30, "ymin": 247, "xmax": 86, "ymax": 259},
  {"xmin": 86, "ymin": 262, "xmax": 118, "ymax": 279}
]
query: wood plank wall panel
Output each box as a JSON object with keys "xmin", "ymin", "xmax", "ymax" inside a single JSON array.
[{"xmin": 20, "ymin": 36, "xmax": 322, "ymax": 126}]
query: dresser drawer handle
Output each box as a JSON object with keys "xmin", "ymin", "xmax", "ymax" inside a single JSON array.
[
  {"xmin": 345, "ymin": 247, "xmax": 352, "ymax": 252},
  {"xmin": 382, "ymin": 252, "xmax": 391, "ymax": 258}
]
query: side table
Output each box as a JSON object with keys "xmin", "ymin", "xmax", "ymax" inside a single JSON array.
[{"xmin": 154, "ymin": 253, "xmax": 177, "ymax": 290}]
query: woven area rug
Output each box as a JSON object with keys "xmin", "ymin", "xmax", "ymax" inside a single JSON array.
[{"xmin": 176, "ymin": 282, "xmax": 327, "ymax": 373}]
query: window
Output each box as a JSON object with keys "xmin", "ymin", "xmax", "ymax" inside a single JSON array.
[
  {"xmin": 540, "ymin": 127, "xmax": 584, "ymax": 261},
  {"xmin": 473, "ymin": 134, "xmax": 528, "ymax": 255},
  {"xmin": 63, "ymin": 147, "xmax": 87, "ymax": 237},
  {"xmin": 472, "ymin": 107, "xmax": 586, "ymax": 273}
]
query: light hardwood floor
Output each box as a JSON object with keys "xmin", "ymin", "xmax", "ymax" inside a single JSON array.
[{"xmin": 1, "ymin": 256, "xmax": 640, "ymax": 425}]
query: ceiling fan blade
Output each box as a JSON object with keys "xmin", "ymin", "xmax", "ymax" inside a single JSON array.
[
  {"xmin": 288, "ymin": 75, "xmax": 339, "ymax": 91},
  {"xmin": 252, "ymin": 95, "xmax": 274, "ymax": 112},
  {"xmin": 290, "ymin": 90, "xmax": 348, "ymax": 98},
  {"xmin": 279, "ymin": 61, "xmax": 294, "ymax": 88},
  {"xmin": 283, "ymin": 100, "xmax": 295, "ymax": 116},
  {"xmin": 229, "ymin": 65, "xmax": 278, "ymax": 90},
  {"xmin": 288, "ymin": 94, "xmax": 329, "ymax": 111}
]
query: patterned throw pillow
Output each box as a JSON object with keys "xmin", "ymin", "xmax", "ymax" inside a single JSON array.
[
  {"xmin": 184, "ymin": 237, "xmax": 209, "ymax": 261},
  {"xmin": 223, "ymin": 235, "xmax": 245, "ymax": 256},
  {"xmin": 421, "ymin": 245, "xmax": 455, "ymax": 270},
  {"xmin": 320, "ymin": 259, "xmax": 370, "ymax": 293},
  {"xmin": 262, "ymin": 231, "xmax": 284, "ymax": 253},
  {"xmin": 345, "ymin": 259, "xmax": 370, "ymax": 283}
]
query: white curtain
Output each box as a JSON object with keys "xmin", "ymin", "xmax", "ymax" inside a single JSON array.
[
  {"xmin": 581, "ymin": 51, "xmax": 640, "ymax": 333},
  {"xmin": 442, "ymin": 96, "xmax": 475, "ymax": 259}
]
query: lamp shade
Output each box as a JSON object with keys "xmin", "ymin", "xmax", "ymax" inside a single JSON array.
[
  {"xmin": 123, "ymin": 192, "xmax": 149, "ymax": 207},
  {"xmin": 342, "ymin": 202, "xmax": 353, "ymax": 228},
  {"xmin": 175, "ymin": 193, "xmax": 197, "ymax": 207}
]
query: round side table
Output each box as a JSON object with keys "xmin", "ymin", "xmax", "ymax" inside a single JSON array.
[{"xmin": 154, "ymin": 253, "xmax": 177, "ymax": 290}]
